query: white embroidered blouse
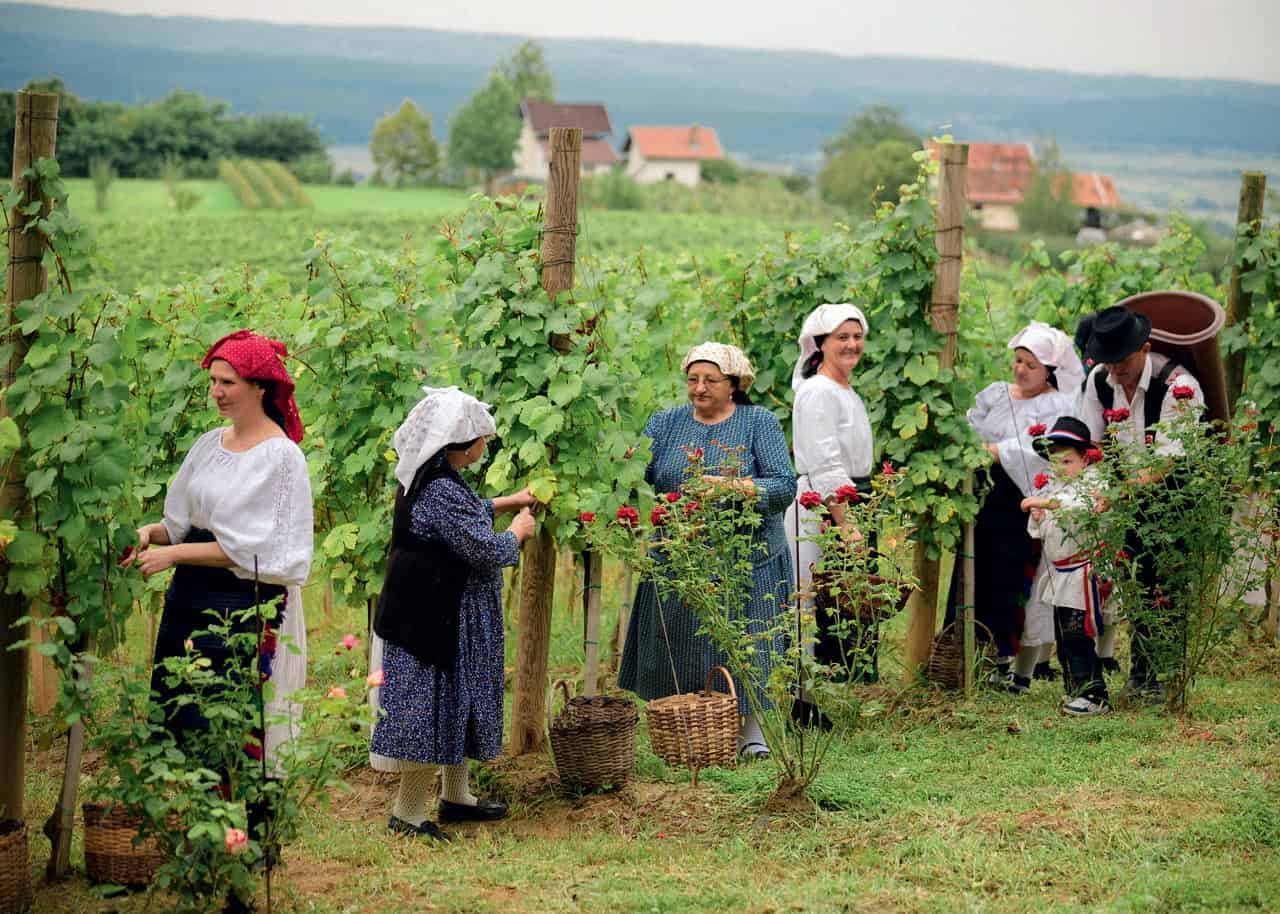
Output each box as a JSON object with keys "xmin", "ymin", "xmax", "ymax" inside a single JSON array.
[
  {"xmin": 792, "ymin": 374, "xmax": 873, "ymax": 498},
  {"xmin": 967, "ymin": 382, "xmax": 1079, "ymax": 498}
]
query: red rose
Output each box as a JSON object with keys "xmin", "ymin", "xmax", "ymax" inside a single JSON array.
[
  {"xmin": 683, "ymin": 500, "xmax": 700, "ymax": 516},
  {"xmin": 578, "ymin": 511, "xmax": 596, "ymax": 524},
  {"xmin": 881, "ymin": 461, "xmax": 896, "ymax": 477},
  {"xmin": 1103, "ymin": 408, "xmax": 1130, "ymax": 423},
  {"xmin": 798, "ymin": 490, "xmax": 823, "ymax": 510},
  {"xmin": 243, "ymin": 742, "xmax": 263, "ymax": 761},
  {"xmin": 259, "ymin": 627, "xmax": 277, "ymax": 657},
  {"xmin": 1171, "ymin": 385, "xmax": 1194, "ymax": 400},
  {"xmin": 664, "ymin": 492, "xmax": 681, "ymax": 503},
  {"xmin": 1034, "ymin": 473, "xmax": 1050, "ymax": 490},
  {"xmin": 685, "ymin": 447, "xmax": 704, "ymax": 462},
  {"xmin": 615, "ymin": 506, "xmax": 640, "ymax": 529},
  {"xmin": 834, "ymin": 484, "xmax": 860, "ymax": 504},
  {"xmin": 649, "ymin": 505, "xmax": 668, "ymax": 527},
  {"xmin": 1116, "ymin": 549, "xmax": 1131, "ymax": 562},
  {"xmin": 1085, "ymin": 447, "xmax": 1103, "ymax": 463},
  {"xmin": 1028, "ymin": 423, "xmax": 1047, "ymax": 437}
]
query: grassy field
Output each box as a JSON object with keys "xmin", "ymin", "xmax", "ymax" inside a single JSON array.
[{"xmin": 19, "ymin": 557, "xmax": 1280, "ymax": 914}]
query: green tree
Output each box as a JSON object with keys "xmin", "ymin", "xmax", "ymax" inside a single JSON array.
[
  {"xmin": 823, "ymin": 104, "xmax": 920, "ymax": 158},
  {"xmin": 700, "ymin": 157, "xmax": 740, "ymax": 185},
  {"xmin": 500, "ymin": 40, "xmax": 555, "ymax": 103},
  {"xmin": 232, "ymin": 113, "xmax": 326, "ymax": 163},
  {"xmin": 1018, "ymin": 139, "xmax": 1079, "ymax": 236},
  {"xmin": 370, "ymin": 99, "xmax": 441, "ymax": 187},
  {"xmin": 818, "ymin": 139, "xmax": 918, "ymax": 213},
  {"xmin": 447, "ymin": 73, "xmax": 521, "ymax": 183}
]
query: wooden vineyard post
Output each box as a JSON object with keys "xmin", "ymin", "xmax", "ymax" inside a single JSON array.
[
  {"xmin": 904, "ymin": 141, "xmax": 967, "ymax": 681},
  {"xmin": 1223, "ymin": 171, "xmax": 1267, "ymax": 414},
  {"xmin": 582, "ymin": 551, "xmax": 603, "ymax": 697},
  {"xmin": 610, "ymin": 564, "xmax": 633, "ymax": 672},
  {"xmin": 961, "ymin": 475, "xmax": 976, "ymax": 695},
  {"xmin": 0, "ymin": 90, "xmax": 58, "ymax": 827},
  {"xmin": 509, "ymin": 126, "xmax": 582, "ymax": 754}
]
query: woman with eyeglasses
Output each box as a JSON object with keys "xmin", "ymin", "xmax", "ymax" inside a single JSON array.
[{"xmin": 617, "ymin": 342, "xmax": 796, "ymax": 759}]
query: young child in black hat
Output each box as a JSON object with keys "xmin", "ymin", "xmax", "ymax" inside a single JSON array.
[{"xmin": 1021, "ymin": 416, "xmax": 1112, "ymax": 716}]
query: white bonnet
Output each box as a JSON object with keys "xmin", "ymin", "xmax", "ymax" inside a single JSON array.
[
  {"xmin": 1007, "ymin": 321, "xmax": 1085, "ymax": 393},
  {"xmin": 681, "ymin": 342, "xmax": 756, "ymax": 392},
  {"xmin": 792, "ymin": 303, "xmax": 869, "ymax": 390},
  {"xmin": 392, "ymin": 386, "xmax": 497, "ymax": 492}
]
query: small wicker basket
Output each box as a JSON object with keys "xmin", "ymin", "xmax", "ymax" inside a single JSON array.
[
  {"xmin": 644, "ymin": 666, "xmax": 739, "ymax": 769},
  {"xmin": 926, "ymin": 620, "xmax": 997, "ymax": 690},
  {"xmin": 812, "ymin": 569, "xmax": 913, "ymax": 624},
  {"xmin": 0, "ymin": 819, "xmax": 32, "ymax": 913},
  {"xmin": 547, "ymin": 680, "xmax": 639, "ymax": 791},
  {"xmin": 83, "ymin": 802, "xmax": 166, "ymax": 886}
]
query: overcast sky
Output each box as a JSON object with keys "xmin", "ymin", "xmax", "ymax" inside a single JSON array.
[{"xmin": 37, "ymin": 0, "xmax": 1280, "ymax": 85}]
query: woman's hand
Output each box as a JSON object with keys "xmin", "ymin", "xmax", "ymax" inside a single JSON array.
[
  {"xmin": 701, "ymin": 474, "xmax": 756, "ymax": 495},
  {"xmin": 133, "ymin": 545, "xmax": 178, "ymax": 578},
  {"xmin": 494, "ymin": 488, "xmax": 541, "ymax": 514},
  {"xmin": 985, "ymin": 443, "xmax": 1000, "ymax": 462},
  {"xmin": 119, "ymin": 523, "xmax": 168, "ymax": 567},
  {"xmin": 509, "ymin": 507, "xmax": 536, "ymax": 543},
  {"xmin": 1030, "ymin": 507, "xmax": 1046, "ymax": 522}
]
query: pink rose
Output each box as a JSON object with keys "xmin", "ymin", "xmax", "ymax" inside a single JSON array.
[
  {"xmin": 366, "ymin": 669, "xmax": 385, "ymax": 688},
  {"xmin": 224, "ymin": 827, "xmax": 248, "ymax": 855},
  {"xmin": 341, "ymin": 633, "xmax": 360, "ymax": 652},
  {"xmin": 327, "ymin": 685, "xmax": 348, "ymax": 699},
  {"xmin": 183, "ymin": 639, "xmax": 194, "ymax": 652},
  {"xmin": 881, "ymin": 461, "xmax": 896, "ymax": 477}
]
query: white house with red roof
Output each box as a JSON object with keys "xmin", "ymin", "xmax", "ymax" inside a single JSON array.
[
  {"xmin": 622, "ymin": 126, "xmax": 725, "ymax": 187},
  {"xmin": 513, "ymin": 99, "xmax": 620, "ymax": 180}
]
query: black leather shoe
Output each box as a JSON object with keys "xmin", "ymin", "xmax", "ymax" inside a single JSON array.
[
  {"xmin": 387, "ymin": 816, "xmax": 452, "ymax": 841},
  {"xmin": 438, "ymin": 798, "xmax": 508, "ymax": 823}
]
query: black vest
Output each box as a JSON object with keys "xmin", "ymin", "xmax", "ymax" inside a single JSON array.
[
  {"xmin": 372, "ymin": 460, "xmax": 470, "ymax": 670},
  {"xmin": 1093, "ymin": 359, "xmax": 1180, "ymax": 435}
]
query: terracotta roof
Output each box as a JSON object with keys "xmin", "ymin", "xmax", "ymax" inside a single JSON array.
[
  {"xmin": 927, "ymin": 141, "xmax": 1034, "ymax": 205},
  {"xmin": 624, "ymin": 126, "xmax": 725, "ymax": 161},
  {"xmin": 1061, "ymin": 172, "xmax": 1122, "ymax": 209},
  {"xmin": 521, "ymin": 100, "xmax": 612, "ymax": 138},
  {"xmin": 540, "ymin": 137, "xmax": 618, "ymax": 166}
]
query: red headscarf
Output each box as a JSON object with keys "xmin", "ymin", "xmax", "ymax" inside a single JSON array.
[{"xmin": 201, "ymin": 330, "xmax": 304, "ymax": 443}]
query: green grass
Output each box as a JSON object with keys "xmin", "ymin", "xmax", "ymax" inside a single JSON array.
[
  {"xmin": 64, "ymin": 178, "xmax": 243, "ymax": 216},
  {"xmin": 20, "ymin": 558, "xmax": 1280, "ymax": 913}
]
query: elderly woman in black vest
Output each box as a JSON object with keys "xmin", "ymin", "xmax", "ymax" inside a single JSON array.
[{"xmin": 368, "ymin": 387, "xmax": 537, "ymax": 840}]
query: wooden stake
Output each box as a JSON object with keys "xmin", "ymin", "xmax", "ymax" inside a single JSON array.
[
  {"xmin": 1224, "ymin": 172, "xmax": 1267, "ymax": 414},
  {"xmin": 509, "ymin": 126, "xmax": 582, "ymax": 754},
  {"xmin": 610, "ymin": 563, "xmax": 633, "ymax": 672},
  {"xmin": 961, "ymin": 475, "xmax": 976, "ymax": 695},
  {"xmin": 582, "ymin": 551, "xmax": 604, "ymax": 697},
  {"xmin": 45, "ymin": 633, "xmax": 94, "ymax": 879},
  {"xmin": 904, "ymin": 142, "xmax": 967, "ymax": 681},
  {"xmin": 0, "ymin": 90, "xmax": 59, "ymax": 825}
]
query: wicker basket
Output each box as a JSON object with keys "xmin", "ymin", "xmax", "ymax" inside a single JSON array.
[
  {"xmin": 82, "ymin": 802, "xmax": 166, "ymax": 886},
  {"xmin": 926, "ymin": 620, "xmax": 997, "ymax": 690},
  {"xmin": 547, "ymin": 680, "xmax": 638, "ymax": 791},
  {"xmin": 644, "ymin": 666, "xmax": 739, "ymax": 769},
  {"xmin": 0, "ymin": 819, "xmax": 32, "ymax": 913},
  {"xmin": 812, "ymin": 569, "xmax": 913, "ymax": 624}
]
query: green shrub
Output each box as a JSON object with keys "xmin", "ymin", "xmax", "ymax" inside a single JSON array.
[
  {"xmin": 237, "ymin": 159, "xmax": 288, "ymax": 209},
  {"xmin": 260, "ymin": 159, "xmax": 313, "ymax": 208}
]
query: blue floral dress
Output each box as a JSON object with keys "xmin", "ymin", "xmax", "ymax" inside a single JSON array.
[
  {"xmin": 369, "ymin": 472, "xmax": 519, "ymax": 767},
  {"xmin": 618, "ymin": 404, "xmax": 796, "ymax": 712}
]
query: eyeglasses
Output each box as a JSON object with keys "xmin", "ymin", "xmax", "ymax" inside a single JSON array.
[{"xmin": 686, "ymin": 375, "xmax": 729, "ymax": 387}]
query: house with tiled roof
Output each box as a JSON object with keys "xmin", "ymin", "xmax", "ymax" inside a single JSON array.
[
  {"xmin": 926, "ymin": 141, "xmax": 1121, "ymax": 232},
  {"xmin": 623, "ymin": 126, "xmax": 725, "ymax": 187},
  {"xmin": 513, "ymin": 99, "xmax": 619, "ymax": 180}
]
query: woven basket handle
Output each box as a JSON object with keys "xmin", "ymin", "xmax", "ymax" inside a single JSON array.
[
  {"xmin": 703, "ymin": 665, "xmax": 737, "ymax": 700},
  {"xmin": 546, "ymin": 678, "xmax": 574, "ymax": 737}
]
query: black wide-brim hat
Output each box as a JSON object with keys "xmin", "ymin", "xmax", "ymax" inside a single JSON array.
[
  {"xmin": 1085, "ymin": 305, "xmax": 1151, "ymax": 364},
  {"xmin": 1032, "ymin": 416, "xmax": 1094, "ymax": 458}
]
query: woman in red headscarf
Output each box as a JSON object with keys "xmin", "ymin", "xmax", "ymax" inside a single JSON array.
[{"xmin": 121, "ymin": 331, "xmax": 313, "ymax": 875}]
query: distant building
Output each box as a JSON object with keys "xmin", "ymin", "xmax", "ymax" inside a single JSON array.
[
  {"xmin": 623, "ymin": 126, "xmax": 725, "ymax": 187},
  {"xmin": 926, "ymin": 142, "xmax": 1121, "ymax": 232},
  {"xmin": 513, "ymin": 99, "xmax": 619, "ymax": 180}
]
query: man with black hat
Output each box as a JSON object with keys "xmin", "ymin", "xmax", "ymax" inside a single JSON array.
[{"xmin": 1078, "ymin": 304, "xmax": 1205, "ymax": 700}]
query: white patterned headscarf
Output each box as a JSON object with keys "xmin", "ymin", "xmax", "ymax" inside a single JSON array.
[
  {"xmin": 392, "ymin": 386, "xmax": 497, "ymax": 492},
  {"xmin": 792, "ymin": 303, "xmax": 869, "ymax": 390},
  {"xmin": 1007, "ymin": 321, "xmax": 1085, "ymax": 394},
  {"xmin": 681, "ymin": 342, "xmax": 756, "ymax": 392}
]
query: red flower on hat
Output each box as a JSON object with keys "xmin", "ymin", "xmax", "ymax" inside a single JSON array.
[
  {"xmin": 1171, "ymin": 385, "xmax": 1194, "ymax": 400},
  {"xmin": 834, "ymin": 484, "xmax": 860, "ymax": 504},
  {"xmin": 578, "ymin": 511, "xmax": 596, "ymax": 524},
  {"xmin": 649, "ymin": 505, "xmax": 668, "ymax": 527},
  {"xmin": 664, "ymin": 492, "xmax": 681, "ymax": 503},
  {"xmin": 1028, "ymin": 423, "xmax": 1047, "ymax": 437},
  {"xmin": 1103, "ymin": 407, "xmax": 1131, "ymax": 424},
  {"xmin": 798, "ymin": 490, "xmax": 823, "ymax": 510},
  {"xmin": 1085, "ymin": 447, "xmax": 1103, "ymax": 463},
  {"xmin": 1034, "ymin": 473, "xmax": 1050, "ymax": 489},
  {"xmin": 615, "ymin": 506, "xmax": 640, "ymax": 529}
]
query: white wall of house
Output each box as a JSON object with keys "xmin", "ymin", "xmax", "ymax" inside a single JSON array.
[
  {"xmin": 513, "ymin": 121, "xmax": 546, "ymax": 178},
  {"xmin": 974, "ymin": 203, "xmax": 1020, "ymax": 232},
  {"xmin": 583, "ymin": 161, "xmax": 614, "ymax": 177},
  {"xmin": 627, "ymin": 152, "xmax": 700, "ymax": 187}
]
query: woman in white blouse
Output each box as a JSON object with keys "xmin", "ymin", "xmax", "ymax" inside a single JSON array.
[
  {"xmin": 785, "ymin": 303, "xmax": 877, "ymax": 700},
  {"xmin": 123, "ymin": 330, "xmax": 313, "ymax": 771},
  {"xmin": 944, "ymin": 321, "xmax": 1081, "ymax": 689}
]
